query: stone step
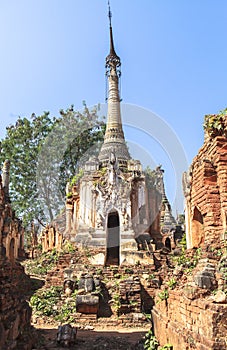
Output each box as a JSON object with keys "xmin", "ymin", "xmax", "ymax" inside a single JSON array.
[
  {"xmin": 121, "ymin": 233, "xmax": 135, "ymax": 239},
  {"xmin": 121, "ymin": 239, "xmax": 137, "ymax": 250},
  {"xmin": 88, "ymin": 239, "xmax": 106, "ymax": 247},
  {"xmin": 74, "ymin": 233, "xmax": 91, "ymax": 243},
  {"xmin": 77, "ymin": 224, "xmax": 90, "ymax": 233},
  {"xmin": 91, "ymin": 232, "xmax": 106, "ymax": 239}
]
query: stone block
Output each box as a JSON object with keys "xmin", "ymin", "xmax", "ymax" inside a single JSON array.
[
  {"xmin": 212, "ymin": 290, "xmax": 227, "ymax": 304},
  {"xmin": 194, "ymin": 268, "xmax": 216, "ymax": 290},
  {"xmin": 76, "ymin": 294, "xmax": 99, "ymax": 314}
]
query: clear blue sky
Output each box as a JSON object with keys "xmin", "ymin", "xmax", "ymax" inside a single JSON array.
[{"xmin": 1, "ymin": 0, "xmax": 227, "ymax": 214}]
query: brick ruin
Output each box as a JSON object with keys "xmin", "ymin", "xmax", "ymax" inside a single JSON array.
[
  {"xmin": 38, "ymin": 110, "xmax": 227, "ymax": 350},
  {"xmin": 183, "ymin": 113, "xmax": 227, "ymax": 249},
  {"xmin": 0, "ymin": 160, "xmax": 25, "ymax": 261},
  {"xmin": 40, "ymin": 224, "xmax": 62, "ymax": 253},
  {"xmin": 153, "ymin": 112, "xmax": 227, "ymax": 349},
  {"xmin": 4, "ymin": 104, "xmax": 224, "ymax": 350},
  {"xmin": 0, "ymin": 258, "xmax": 33, "ymax": 350},
  {"xmin": 32, "ymin": 11, "xmax": 226, "ymax": 348},
  {"xmin": 152, "ymin": 242, "xmax": 227, "ymax": 350},
  {"xmin": 0, "ymin": 160, "xmax": 33, "ymax": 350},
  {"xmin": 39, "ymin": 246, "xmax": 169, "ymax": 327},
  {"xmin": 38, "ymin": 217, "xmax": 226, "ymax": 350}
]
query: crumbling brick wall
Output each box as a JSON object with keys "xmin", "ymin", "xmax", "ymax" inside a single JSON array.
[
  {"xmin": 40, "ymin": 224, "xmax": 63, "ymax": 253},
  {"xmin": 152, "ymin": 288, "xmax": 227, "ymax": 350},
  {"xmin": 0, "ymin": 162, "xmax": 33, "ymax": 349},
  {"xmin": 0, "ymin": 258, "xmax": 33, "ymax": 350},
  {"xmin": 183, "ymin": 119, "xmax": 227, "ymax": 248}
]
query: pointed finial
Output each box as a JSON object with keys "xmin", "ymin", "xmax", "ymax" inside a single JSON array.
[
  {"xmin": 106, "ymin": 0, "xmax": 121, "ymax": 69},
  {"xmin": 108, "ymin": 0, "xmax": 112, "ymax": 27}
]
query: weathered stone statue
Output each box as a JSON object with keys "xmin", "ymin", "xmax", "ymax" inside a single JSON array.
[
  {"xmin": 76, "ymin": 273, "xmax": 100, "ymax": 314},
  {"xmin": 64, "ymin": 280, "xmax": 74, "ymax": 296}
]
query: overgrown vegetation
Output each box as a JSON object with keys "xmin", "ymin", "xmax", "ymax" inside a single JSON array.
[
  {"xmin": 70, "ymin": 169, "xmax": 84, "ymax": 187},
  {"xmin": 30, "ymin": 286, "xmax": 78, "ymax": 323},
  {"xmin": 112, "ymin": 292, "xmax": 121, "ymax": 312},
  {"xmin": 166, "ymin": 277, "xmax": 177, "ymax": 290},
  {"xmin": 143, "ymin": 329, "xmax": 173, "ymax": 350},
  {"xmin": 179, "ymin": 232, "xmax": 187, "ymax": 251},
  {"xmin": 144, "ymin": 330, "xmax": 159, "ymax": 350},
  {"xmin": 172, "ymin": 236, "xmax": 202, "ymax": 274},
  {"xmin": 24, "ymin": 243, "xmax": 77, "ymax": 277},
  {"xmin": 25, "ymin": 249, "xmax": 59, "ymax": 276},
  {"xmin": 203, "ymin": 107, "xmax": 227, "ymax": 137},
  {"xmin": 159, "ymin": 345, "xmax": 173, "ymax": 350},
  {"xmin": 157, "ymin": 289, "xmax": 169, "ymax": 302}
]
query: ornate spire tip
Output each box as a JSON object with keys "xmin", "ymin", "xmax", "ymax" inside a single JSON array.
[{"xmin": 108, "ymin": 0, "xmax": 112, "ymax": 27}]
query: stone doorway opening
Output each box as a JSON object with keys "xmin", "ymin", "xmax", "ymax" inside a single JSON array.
[
  {"xmin": 105, "ymin": 211, "xmax": 120, "ymax": 266},
  {"xmin": 165, "ymin": 237, "xmax": 171, "ymax": 250}
]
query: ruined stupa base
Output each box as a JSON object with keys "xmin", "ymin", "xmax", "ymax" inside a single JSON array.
[{"xmin": 65, "ymin": 226, "xmax": 154, "ymax": 266}]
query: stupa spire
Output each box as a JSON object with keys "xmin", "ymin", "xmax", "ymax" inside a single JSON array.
[
  {"xmin": 98, "ymin": 1, "xmax": 130, "ymax": 167},
  {"xmin": 106, "ymin": 0, "xmax": 119, "ymax": 66}
]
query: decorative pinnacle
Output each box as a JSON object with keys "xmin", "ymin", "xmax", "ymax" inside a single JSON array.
[
  {"xmin": 108, "ymin": 0, "xmax": 112, "ymax": 27},
  {"xmin": 106, "ymin": 0, "xmax": 121, "ymax": 69}
]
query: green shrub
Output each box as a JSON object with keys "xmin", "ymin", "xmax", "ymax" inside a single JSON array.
[
  {"xmin": 179, "ymin": 232, "xmax": 187, "ymax": 251},
  {"xmin": 30, "ymin": 286, "xmax": 62, "ymax": 317},
  {"xmin": 166, "ymin": 278, "xmax": 177, "ymax": 290},
  {"xmin": 30, "ymin": 286, "xmax": 77, "ymax": 322},
  {"xmin": 203, "ymin": 108, "xmax": 227, "ymax": 137},
  {"xmin": 160, "ymin": 344, "xmax": 173, "ymax": 350},
  {"xmin": 144, "ymin": 330, "xmax": 159, "ymax": 350},
  {"xmin": 62, "ymin": 241, "xmax": 76, "ymax": 254},
  {"xmin": 158, "ymin": 289, "xmax": 169, "ymax": 301},
  {"xmin": 112, "ymin": 293, "xmax": 121, "ymax": 311},
  {"xmin": 70, "ymin": 169, "xmax": 84, "ymax": 186},
  {"xmin": 174, "ymin": 247, "xmax": 201, "ymax": 273}
]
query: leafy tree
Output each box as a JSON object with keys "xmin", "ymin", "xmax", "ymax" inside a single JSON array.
[
  {"xmin": 36, "ymin": 103, "xmax": 105, "ymax": 222},
  {"xmin": 58, "ymin": 103, "xmax": 105, "ymax": 194},
  {"xmin": 0, "ymin": 112, "xmax": 54, "ymax": 228},
  {"xmin": 0, "ymin": 104, "xmax": 105, "ymax": 229}
]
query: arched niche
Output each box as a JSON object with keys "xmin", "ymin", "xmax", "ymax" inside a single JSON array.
[
  {"xmin": 191, "ymin": 207, "xmax": 204, "ymax": 247},
  {"xmin": 164, "ymin": 237, "xmax": 171, "ymax": 250},
  {"xmin": 9, "ymin": 238, "xmax": 15, "ymax": 262}
]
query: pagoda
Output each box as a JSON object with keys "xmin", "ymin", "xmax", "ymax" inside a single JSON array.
[{"xmin": 64, "ymin": 3, "xmax": 171, "ymax": 265}]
